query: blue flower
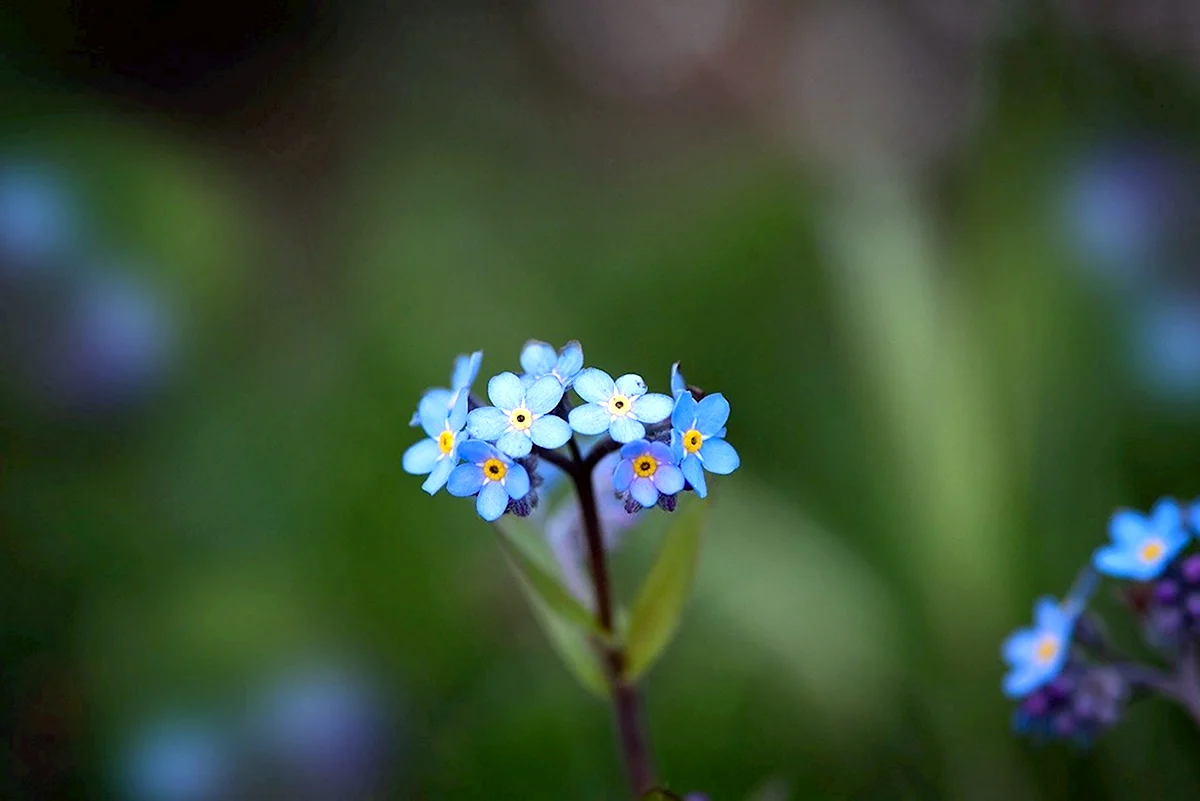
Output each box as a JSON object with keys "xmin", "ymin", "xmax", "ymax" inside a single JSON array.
[
  {"xmin": 402, "ymin": 390, "xmax": 468, "ymax": 495},
  {"xmin": 520, "ymin": 339, "xmax": 583, "ymax": 388},
  {"xmin": 1001, "ymin": 596, "xmax": 1078, "ymax": 699},
  {"xmin": 1092, "ymin": 498, "xmax": 1189, "ymax": 581},
  {"xmin": 568, "ymin": 369, "xmax": 674, "ymax": 443},
  {"xmin": 613, "ymin": 439, "xmax": 685, "ymax": 508},
  {"xmin": 447, "ymin": 440, "xmax": 531, "ymax": 521},
  {"xmin": 669, "ymin": 392, "xmax": 739, "ymax": 498},
  {"xmin": 466, "ymin": 372, "xmax": 572, "ymax": 458},
  {"xmin": 409, "ymin": 351, "xmax": 482, "ymax": 427}
]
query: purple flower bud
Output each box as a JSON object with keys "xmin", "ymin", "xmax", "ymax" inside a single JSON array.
[
  {"xmin": 1181, "ymin": 554, "xmax": 1200, "ymax": 583},
  {"xmin": 656, "ymin": 493, "xmax": 677, "ymax": 512},
  {"xmin": 1155, "ymin": 579, "xmax": 1180, "ymax": 604}
]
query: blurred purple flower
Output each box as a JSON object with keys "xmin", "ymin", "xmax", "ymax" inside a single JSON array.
[{"xmin": 120, "ymin": 715, "xmax": 233, "ymax": 801}]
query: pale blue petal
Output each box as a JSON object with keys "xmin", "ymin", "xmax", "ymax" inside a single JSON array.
[
  {"xmin": 1109, "ymin": 510, "xmax": 1148, "ymax": 544},
  {"xmin": 614, "ymin": 373, "xmax": 648, "ymax": 398},
  {"xmin": 1033, "ymin": 596, "xmax": 1065, "ymax": 631},
  {"xmin": 694, "ymin": 393, "xmax": 731, "ymax": 436},
  {"xmin": 573, "ymin": 368, "xmax": 614, "ymax": 404},
  {"xmin": 670, "ymin": 361, "xmax": 686, "ymax": 397},
  {"xmin": 671, "ymin": 392, "xmax": 697, "ymax": 431},
  {"xmin": 1093, "ymin": 545, "xmax": 1145, "ymax": 579},
  {"xmin": 1151, "ymin": 497, "xmax": 1183, "ymax": 532},
  {"xmin": 654, "ymin": 464, "xmax": 684, "ymax": 495},
  {"xmin": 421, "ymin": 458, "xmax": 456, "ymax": 495},
  {"xmin": 670, "ymin": 432, "xmax": 685, "ymax": 463},
  {"xmin": 1003, "ymin": 665, "xmax": 1049, "ymax": 699},
  {"xmin": 418, "ymin": 393, "xmax": 450, "ymax": 439},
  {"xmin": 699, "ymin": 438, "xmax": 739, "ymax": 474},
  {"xmin": 569, "ymin": 403, "xmax": 611, "ymax": 435},
  {"xmin": 610, "ymin": 416, "xmax": 645, "ymax": 443},
  {"xmin": 409, "ymin": 409, "xmax": 420, "ymax": 427},
  {"xmin": 458, "ymin": 439, "xmax": 495, "ymax": 464},
  {"xmin": 681, "ymin": 454, "xmax": 707, "ymax": 498},
  {"xmin": 620, "ymin": 439, "xmax": 649, "ymax": 459},
  {"xmin": 648, "ymin": 441, "xmax": 674, "ymax": 465},
  {"xmin": 556, "ymin": 341, "xmax": 583, "ymax": 382},
  {"xmin": 630, "ymin": 477, "xmax": 659, "ymax": 507},
  {"xmin": 525, "ymin": 375, "xmax": 564, "ymax": 414},
  {"xmin": 467, "ymin": 407, "xmax": 508, "ymax": 441},
  {"xmin": 716, "ymin": 427, "xmax": 726, "ymax": 438},
  {"xmin": 487, "ymin": 372, "xmax": 524, "ymax": 410},
  {"xmin": 530, "ymin": 415, "xmax": 571, "ymax": 448},
  {"xmin": 505, "ymin": 464, "xmax": 530, "ymax": 500},
  {"xmin": 448, "ymin": 390, "xmax": 469, "ymax": 431},
  {"xmin": 1001, "ymin": 629, "xmax": 1037, "ymax": 665},
  {"xmin": 519, "ymin": 373, "xmax": 537, "ymax": 389},
  {"xmin": 520, "ymin": 340, "xmax": 557, "ymax": 376},
  {"xmin": 612, "ymin": 459, "xmax": 634, "ymax": 492},
  {"xmin": 496, "ymin": 429, "xmax": 533, "ymax": 458},
  {"xmin": 452, "ymin": 351, "xmax": 482, "ymax": 390},
  {"xmin": 447, "ymin": 464, "xmax": 485, "ymax": 497},
  {"xmin": 631, "ymin": 392, "xmax": 673, "ymax": 424},
  {"xmin": 402, "ymin": 438, "xmax": 441, "ymax": 475},
  {"xmin": 477, "ymin": 481, "xmax": 509, "ymax": 521}
]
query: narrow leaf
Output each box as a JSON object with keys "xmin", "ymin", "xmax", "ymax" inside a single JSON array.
[
  {"xmin": 624, "ymin": 500, "xmax": 706, "ymax": 680},
  {"xmin": 494, "ymin": 530, "xmax": 600, "ymax": 635}
]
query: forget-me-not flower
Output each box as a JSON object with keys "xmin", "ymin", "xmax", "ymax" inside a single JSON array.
[
  {"xmin": 402, "ymin": 390, "xmax": 468, "ymax": 495},
  {"xmin": 520, "ymin": 339, "xmax": 583, "ymax": 388},
  {"xmin": 409, "ymin": 351, "xmax": 482, "ymax": 427},
  {"xmin": 447, "ymin": 440, "xmax": 531, "ymax": 521},
  {"xmin": 670, "ymin": 392, "xmax": 739, "ymax": 498},
  {"xmin": 1001, "ymin": 596, "xmax": 1079, "ymax": 699},
  {"xmin": 613, "ymin": 439, "xmax": 685, "ymax": 508},
  {"xmin": 466, "ymin": 371, "xmax": 571, "ymax": 458},
  {"xmin": 1092, "ymin": 498, "xmax": 1189, "ymax": 581},
  {"xmin": 568, "ymin": 368, "xmax": 673, "ymax": 443}
]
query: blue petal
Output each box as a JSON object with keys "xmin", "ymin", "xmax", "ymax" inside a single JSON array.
[
  {"xmin": 1093, "ymin": 544, "xmax": 1146, "ymax": 580},
  {"xmin": 520, "ymin": 340, "xmax": 557, "ymax": 376},
  {"xmin": 669, "ymin": 431, "xmax": 685, "ymax": 463},
  {"xmin": 458, "ymin": 439, "xmax": 496, "ymax": 464},
  {"xmin": 452, "ymin": 351, "xmax": 483, "ymax": 390},
  {"xmin": 610, "ymin": 416, "xmax": 645, "ymax": 443},
  {"xmin": 693, "ymin": 393, "xmax": 731, "ymax": 436},
  {"xmin": 1151, "ymin": 497, "xmax": 1183, "ymax": 532},
  {"xmin": 614, "ymin": 373, "xmax": 647, "ymax": 398},
  {"xmin": 505, "ymin": 464, "xmax": 530, "ymax": 500},
  {"xmin": 573, "ymin": 368, "xmax": 614, "ymax": 404},
  {"xmin": 1001, "ymin": 629, "xmax": 1037, "ymax": 665},
  {"xmin": 1109, "ymin": 510, "xmax": 1148, "ymax": 544},
  {"xmin": 612, "ymin": 458, "xmax": 635, "ymax": 492},
  {"xmin": 408, "ymin": 409, "xmax": 420, "ymax": 427},
  {"xmin": 568, "ymin": 403, "xmax": 611, "ymax": 435},
  {"xmin": 630, "ymin": 477, "xmax": 659, "ymax": 507},
  {"xmin": 556, "ymin": 341, "xmax": 583, "ymax": 382},
  {"xmin": 654, "ymin": 464, "xmax": 684, "ymax": 495},
  {"xmin": 620, "ymin": 439, "xmax": 650, "ymax": 459},
  {"xmin": 496, "ymin": 429, "xmax": 533, "ymax": 458},
  {"xmin": 421, "ymin": 457, "xmax": 456, "ymax": 495},
  {"xmin": 699, "ymin": 438, "xmax": 739, "ymax": 474},
  {"xmin": 487, "ymin": 372, "xmax": 525, "ymax": 410},
  {"xmin": 670, "ymin": 361, "xmax": 686, "ymax": 397},
  {"xmin": 1033, "ymin": 596, "xmax": 1066, "ymax": 631},
  {"xmin": 530, "ymin": 414, "xmax": 571, "ymax": 448},
  {"xmin": 631, "ymin": 392, "xmax": 673, "ymax": 424},
  {"xmin": 447, "ymin": 464, "xmax": 485, "ymax": 497},
  {"xmin": 648, "ymin": 440, "xmax": 674, "ymax": 465},
  {"xmin": 448, "ymin": 389, "xmax": 469, "ymax": 431},
  {"xmin": 477, "ymin": 481, "xmax": 509, "ymax": 521},
  {"xmin": 418, "ymin": 393, "xmax": 450, "ymax": 439},
  {"xmin": 1164, "ymin": 526, "xmax": 1192, "ymax": 562},
  {"xmin": 671, "ymin": 392, "xmax": 697, "ymax": 431},
  {"xmin": 1003, "ymin": 665, "xmax": 1050, "ymax": 699},
  {"xmin": 402, "ymin": 438, "xmax": 441, "ymax": 475},
  {"xmin": 467, "ymin": 407, "xmax": 508, "ymax": 441},
  {"xmin": 525, "ymin": 375, "xmax": 564, "ymax": 414},
  {"xmin": 681, "ymin": 454, "xmax": 707, "ymax": 498}
]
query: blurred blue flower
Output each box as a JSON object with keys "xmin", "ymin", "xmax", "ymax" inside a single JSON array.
[
  {"xmin": 568, "ymin": 368, "xmax": 673, "ymax": 443},
  {"xmin": 0, "ymin": 160, "xmax": 77, "ymax": 273},
  {"xmin": 447, "ymin": 440, "xmax": 531, "ymax": 521},
  {"xmin": 409, "ymin": 351, "xmax": 481, "ymax": 427},
  {"xmin": 520, "ymin": 338, "xmax": 583, "ymax": 388},
  {"xmin": 1012, "ymin": 665, "xmax": 1128, "ymax": 745},
  {"xmin": 669, "ymin": 392, "xmax": 739, "ymax": 498},
  {"xmin": 402, "ymin": 390, "xmax": 468, "ymax": 495},
  {"xmin": 1001, "ymin": 596, "xmax": 1080, "ymax": 699},
  {"xmin": 1131, "ymin": 292, "xmax": 1200, "ymax": 402},
  {"xmin": 120, "ymin": 715, "xmax": 232, "ymax": 801},
  {"xmin": 613, "ymin": 439, "xmax": 684, "ymax": 509},
  {"xmin": 1093, "ymin": 498, "xmax": 1189, "ymax": 581},
  {"xmin": 466, "ymin": 372, "xmax": 571, "ymax": 457}
]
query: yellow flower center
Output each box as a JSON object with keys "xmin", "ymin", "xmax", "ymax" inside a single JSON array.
[
  {"xmin": 607, "ymin": 394, "xmax": 632, "ymax": 416},
  {"xmin": 509, "ymin": 407, "xmax": 534, "ymax": 431},
  {"xmin": 633, "ymin": 454, "xmax": 658, "ymax": 478},
  {"xmin": 483, "ymin": 458, "xmax": 507, "ymax": 482},
  {"xmin": 682, "ymin": 428, "xmax": 703, "ymax": 454},
  {"xmin": 1034, "ymin": 634, "xmax": 1059, "ymax": 665},
  {"xmin": 1140, "ymin": 538, "xmax": 1165, "ymax": 563},
  {"xmin": 437, "ymin": 430, "xmax": 455, "ymax": 455}
]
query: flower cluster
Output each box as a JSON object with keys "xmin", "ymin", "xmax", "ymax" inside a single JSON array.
[
  {"xmin": 1001, "ymin": 497, "xmax": 1200, "ymax": 745},
  {"xmin": 402, "ymin": 341, "xmax": 740, "ymax": 521}
]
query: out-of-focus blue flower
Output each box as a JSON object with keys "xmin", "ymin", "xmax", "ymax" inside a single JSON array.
[
  {"xmin": 1001, "ymin": 596, "xmax": 1080, "ymax": 699},
  {"xmin": 613, "ymin": 439, "xmax": 684, "ymax": 509},
  {"xmin": 0, "ymin": 160, "xmax": 77, "ymax": 273},
  {"xmin": 447, "ymin": 440, "xmax": 531, "ymax": 521},
  {"xmin": 1131, "ymin": 293, "xmax": 1200, "ymax": 402},
  {"xmin": 568, "ymin": 368, "xmax": 673, "ymax": 443},
  {"xmin": 120, "ymin": 715, "xmax": 233, "ymax": 801},
  {"xmin": 409, "ymin": 351, "xmax": 482, "ymax": 427},
  {"xmin": 1093, "ymin": 499, "xmax": 1189, "ymax": 581},
  {"xmin": 402, "ymin": 390, "xmax": 468, "ymax": 495},
  {"xmin": 669, "ymin": 392, "xmax": 738, "ymax": 498},
  {"xmin": 466, "ymin": 372, "xmax": 571, "ymax": 457},
  {"xmin": 520, "ymin": 339, "xmax": 583, "ymax": 388}
]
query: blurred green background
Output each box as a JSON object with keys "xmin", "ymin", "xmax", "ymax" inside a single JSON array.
[{"xmin": 4, "ymin": 2, "xmax": 1200, "ymax": 799}]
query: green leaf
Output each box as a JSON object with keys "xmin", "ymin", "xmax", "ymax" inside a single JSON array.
[
  {"xmin": 493, "ymin": 529, "xmax": 600, "ymax": 635},
  {"xmin": 642, "ymin": 790, "xmax": 685, "ymax": 801},
  {"xmin": 623, "ymin": 500, "xmax": 707, "ymax": 681}
]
